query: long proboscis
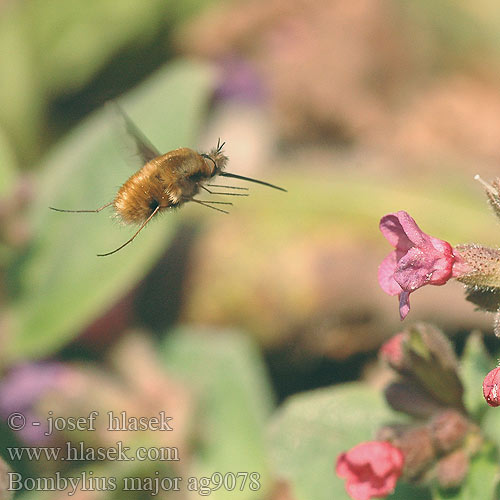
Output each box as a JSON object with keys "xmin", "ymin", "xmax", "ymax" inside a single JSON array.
[{"xmin": 219, "ymin": 172, "xmax": 287, "ymax": 192}]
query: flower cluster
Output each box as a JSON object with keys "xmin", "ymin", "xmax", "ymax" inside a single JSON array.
[
  {"xmin": 336, "ymin": 325, "xmax": 480, "ymax": 499},
  {"xmin": 377, "ymin": 177, "xmax": 500, "ymax": 410},
  {"xmin": 338, "ymin": 176, "xmax": 500, "ymax": 499}
]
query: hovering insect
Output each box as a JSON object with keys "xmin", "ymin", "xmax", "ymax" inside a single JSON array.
[{"xmin": 50, "ymin": 107, "xmax": 286, "ymax": 256}]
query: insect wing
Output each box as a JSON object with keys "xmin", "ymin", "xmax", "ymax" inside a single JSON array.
[{"xmin": 113, "ymin": 103, "xmax": 161, "ymax": 163}]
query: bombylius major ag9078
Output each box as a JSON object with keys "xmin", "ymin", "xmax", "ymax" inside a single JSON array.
[{"xmin": 50, "ymin": 107, "xmax": 286, "ymax": 256}]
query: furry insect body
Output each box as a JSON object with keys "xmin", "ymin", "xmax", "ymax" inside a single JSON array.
[
  {"xmin": 50, "ymin": 107, "xmax": 285, "ymax": 256},
  {"xmin": 114, "ymin": 146, "xmax": 226, "ymax": 224}
]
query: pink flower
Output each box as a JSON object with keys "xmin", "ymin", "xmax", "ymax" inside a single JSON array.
[
  {"xmin": 483, "ymin": 367, "xmax": 500, "ymax": 407},
  {"xmin": 378, "ymin": 211, "xmax": 469, "ymax": 320},
  {"xmin": 336, "ymin": 441, "xmax": 404, "ymax": 500}
]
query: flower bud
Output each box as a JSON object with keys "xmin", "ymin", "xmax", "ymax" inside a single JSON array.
[
  {"xmin": 483, "ymin": 367, "xmax": 500, "ymax": 407},
  {"xmin": 384, "ymin": 380, "xmax": 445, "ymax": 418},
  {"xmin": 392, "ymin": 427, "xmax": 436, "ymax": 480},
  {"xmin": 435, "ymin": 449, "xmax": 469, "ymax": 489},
  {"xmin": 376, "ymin": 424, "xmax": 408, "ymax": 442},
  {"xmin": 428, "ymin": 410, "xmax": 469, "ymax": 454},
  {"xmin": 379, "ymin": 333, "xmax": 408, "ymax": 371},
  {"xmin": 404, "ymin": 324, "xmax": 464, "ymax": 410}
]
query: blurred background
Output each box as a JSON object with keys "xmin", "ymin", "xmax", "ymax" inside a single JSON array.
[{"xmin": 2, "ymin": 0, "xmax": 500, "ymax": 498}]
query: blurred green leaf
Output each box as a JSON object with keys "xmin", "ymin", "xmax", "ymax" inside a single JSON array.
[
  {"xmin": 163, "ymin": 327, "xmax": 274, "ymax": 499},
  {"xmin": 393, "ymin": 482, "xmax": 432, "ymax": 500},
  {"xmin": 5, "ymin": 60, "xmax": 214, "ymax": 362},
  {"xmin": 432, "ymin": 444, "xmax": 498, "ymax": 500},
  {"xmin": 268, "ymin": 383, "xmax": 426, "ymax": 500},
  {"xmin": 30, "ymin": 0, "xmax": 221, "ymax": 92},
  {"xmin": 0, "ymin": 1, "xmax": 44, "ymax": 162},
  {"xmin": 33, "ymin": 0, "xmax": 165, "ymax": 92},
  {"xmin": 460, "ymin": 331, "xmax": 493, "ymax": 419},
  {"xmin": 0, "ymin": 126, "xmax": 17, "ymax": 198}
]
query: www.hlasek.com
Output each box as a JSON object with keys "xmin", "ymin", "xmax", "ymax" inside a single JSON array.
[
  {"xmin": 7, "ymin": 471, "xmax": 262, "ymax": 497},
  {"xmin": 7, "ymin": 441, "xmax": 179, "ymax": 462}
]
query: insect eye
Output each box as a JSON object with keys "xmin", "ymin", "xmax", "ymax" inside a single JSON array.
[{"xmin": 201, "ymin": 153, "xmax": 216, "ymax": 169}]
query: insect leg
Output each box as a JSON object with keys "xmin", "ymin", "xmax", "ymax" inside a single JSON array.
[
  {"xmin": 49, "ymin": 201, "xmax": 114, "ymax": 213},
  {"xmin": 97, "ymin": 205, "xmax": 160, "ymax": 257},
  {"xmin": 191, "ymin": 199, "xmax": 231, "ymax": 214},
  {"xmin": 201, "ymin": 186, "xmax": 248, "ymax": 197},
  {"xmin": 207, "ymin": 184, "xmax": 248, "ymax": 190}
]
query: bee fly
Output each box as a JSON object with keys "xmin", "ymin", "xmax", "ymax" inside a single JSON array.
[{"xmin": 50, "ymin": 107, "xmax": 286, "ymax": 256}]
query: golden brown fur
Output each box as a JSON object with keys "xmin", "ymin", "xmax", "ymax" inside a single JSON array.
[{"xmin": 114, "ymin": 147, "xmax": 219, "ymax": 224}]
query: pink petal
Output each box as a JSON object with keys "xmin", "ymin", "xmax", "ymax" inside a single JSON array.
[
  {"xmin": 336, "ymin": 452, "xmax": 350, "ymax": 477},
  {"xmin": 395, "ymin": 244, "xmax": 454, "ymax": 290},
  {"xmin": 344, "ymin": 442, "xmax": 401, "ymax": 477},
  {"xmin": 399, "ymin": 291, "xmax": 410, "ymax": 320},
  {"xmin": 429, "ymin": 235, "xmax": 452, "ymax": 254},
  {"xmin": 394, "ymin": 247, "xmax": 435, "ymax": 290},
  {"xmin": 346, "ymin": 481, "xmax": 375, "ymax": 500},
  {"xmin": 379, "ymin": 333, "xmax": 405, "ymax": 367},
  {"xmin": 368, "ymin": 444, "xmax": 403, "ymax": 477},
  {"xmin": 378, "ymin": 252, "xmax": 402, "ymax": 296},
  {"xmin": 395, "ymin": 211, "xmax": 430, "ymax": 247},
  {"xmin": 379, "ymin": 211, "xmax": 428, "ymax": 250}
]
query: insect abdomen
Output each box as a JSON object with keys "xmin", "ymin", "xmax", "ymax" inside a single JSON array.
[{"xmin": 113, "ymin": 160, "xmax": 171, "ymax": 224}]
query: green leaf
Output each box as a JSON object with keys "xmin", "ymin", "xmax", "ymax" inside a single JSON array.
[
  {"xmin": 0, "ymin": 1, "xmax": 44, "ymax": 162},
  {"xmin": 32, "ymin": 0, "xmax": 165, "ymax": 92},
  {"xmin": 5, "ymin": 60, "xmax": 215, "ymax": 362},
  {"xmin": 393, "ymin": 483, "xmax": 432, "ymax": 500},
  {"xmin": 30, "ymin": 0, "xmax": 220, "ymax": 93},
  {"xmin": 460, "ymin": 331, "xmax": 493, "ymax": 418},
  {"xmin": 432, "ymin": 444, "xmax": 499, "ymax": 500},
  {"xmin": 0, "ymin": 126, "xmax": 18, "ymax": 198},
  {"xmin": 162, "ymin": 327, "xmax": 274, "ymax": 500},
  {"xmin": 268, "ymin": 383, "xmax": 425, "ymax": 500}
]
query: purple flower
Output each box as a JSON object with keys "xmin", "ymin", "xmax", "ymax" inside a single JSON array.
[
  {"xmin": 214, "ymin": 57, "xmax": 266, "ymax": 104},
  {"xmin": 0, "ymin": 363, "xmax": 70, "ymax": 444},
  {"xmin": 378, "ymin": 211, "xmax": 469, "ymax": 319}
]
